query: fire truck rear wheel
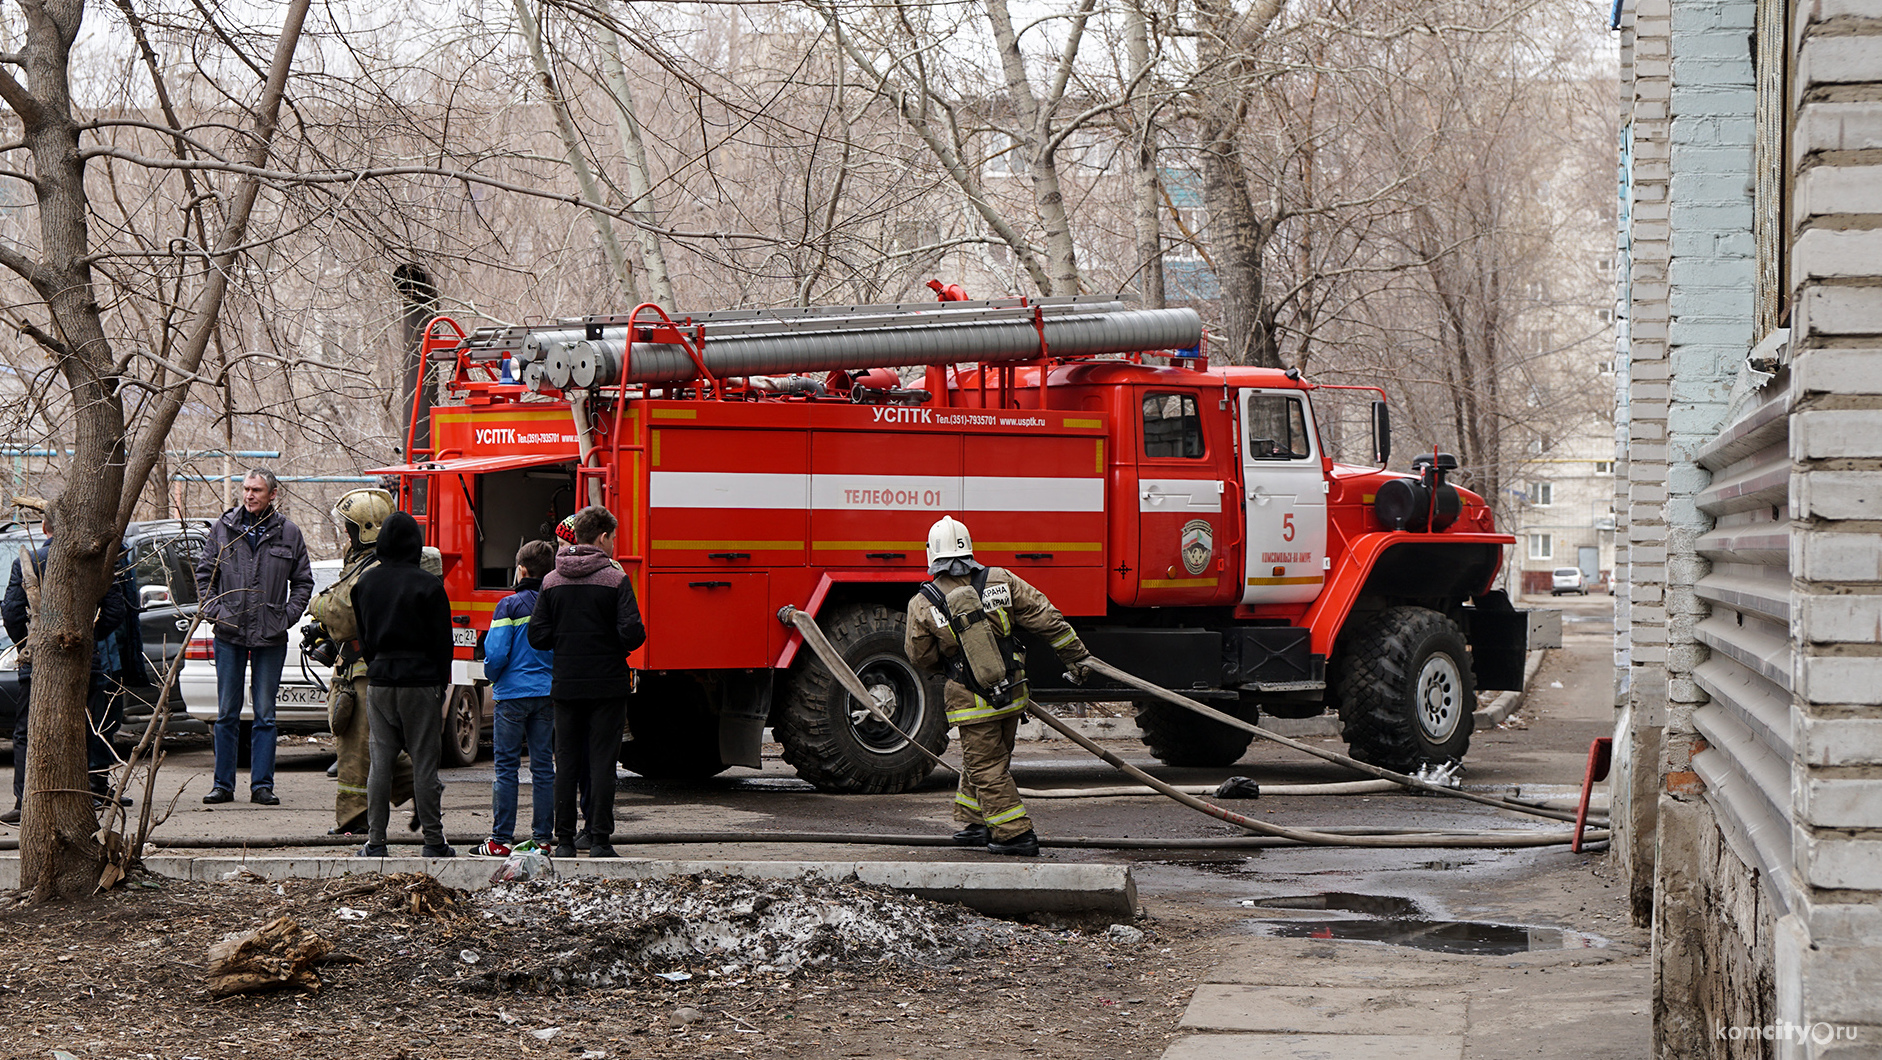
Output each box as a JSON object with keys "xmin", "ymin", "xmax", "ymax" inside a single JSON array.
[
  {"xmin": 777, "ymin": 603, "xmax": 948, "ymax": 795},
  {"xmin": 1334, "ymin": 606, "xmax": 1474, "ymax": 771},
  {"xmin": 1135, "ymin": 699, "xmax": 1257, "ymax": 767}
]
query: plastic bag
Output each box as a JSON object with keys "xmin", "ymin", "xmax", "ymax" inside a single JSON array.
[{"xmin": 489, "ymin": 848, "xmax": 555, "ymax": 884}]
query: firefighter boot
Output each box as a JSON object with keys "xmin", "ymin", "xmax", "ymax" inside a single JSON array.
[
  {"xmin": 952, "ymin": 824, "xmax": 991, "ymax": 846},
  {"xmin": 986, "ymin": 830, "xmax": 1040, "ymax": 857}
]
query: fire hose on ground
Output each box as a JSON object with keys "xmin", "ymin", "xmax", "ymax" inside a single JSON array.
[
  {"xmin": 0, "ymin": 612, "xmax": 1606, "ymax": 855},
  {"xmin": 776, "ymin": 607, "xmax": 1608, "ymax": 849}
]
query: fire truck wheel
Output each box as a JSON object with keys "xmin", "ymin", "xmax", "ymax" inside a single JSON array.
[
  {"xmin": 776, "ymin": 603, "xmax": 948, "ymax": 794},
  {"xmin": 1334, "ymin": 606, "xmax": 1475, "ymax": 771},
  {"xmin": 1135, "ymin": 699, "xmax": 1257, "ymax": 767},
  {"xmin": 440, "ymin": 686, "xmax": 482, "ymax": 768}
]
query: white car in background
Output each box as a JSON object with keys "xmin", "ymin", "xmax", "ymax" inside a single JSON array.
[
  {"xmin": 180, "ymin": 558, "xmax": 491, "ymax": 765},
  {"xmin": 181, "ymin": 560, "xmax": 341, "ymax": 736},
  {"xmin": 1550, "ymin": 567, "xmax": 1588, "ymax": 596}
]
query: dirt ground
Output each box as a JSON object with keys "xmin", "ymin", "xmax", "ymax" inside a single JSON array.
[{"xmin": 0, "ymin": 868, "xmax": 1204, "ymax": 1060}]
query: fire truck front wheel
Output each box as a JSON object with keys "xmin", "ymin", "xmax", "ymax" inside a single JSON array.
[
  {"xmin": 777, "ymin": 603, "xmax": 948, "ymax": 794},
  {"xmin": 1334, "ymin": 606, "xmax": 1475, "ymax": 771}
]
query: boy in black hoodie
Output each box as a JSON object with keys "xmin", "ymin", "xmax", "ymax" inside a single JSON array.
[
  {"xmin": 527, "ymin": 505, "xmax": 645, "ymax": 858},
  {"xmin": 350, "ymin": 511, "xmax": 455, "ymax": 857}
]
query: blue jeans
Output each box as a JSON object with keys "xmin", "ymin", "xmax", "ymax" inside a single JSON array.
[
  {"xmin": 211, "ymin": 639, "xmax": 287, "ymax": 793},
  {"xmin": 491, "ymin": 696, "xmax": 555, "ymax": 844}
]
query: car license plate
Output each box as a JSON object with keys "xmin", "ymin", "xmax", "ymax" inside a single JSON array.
[
  {"xmin": 452, "ymin": 628, "xmax": 478, "ymax": 647},
  {"xmin": 277, "ymin": 686, "xmax": 327, "ymax": 706}
]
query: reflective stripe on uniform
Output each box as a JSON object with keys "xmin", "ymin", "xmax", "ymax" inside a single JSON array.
[
  {"xmin": 1050, "ymin": 628, "xmax": 1078, "ymax": 649},
  {"xmin": 955, "ymin": 792, "xmax": 981, "ymax": 811},
  {"xmin": 336, "ymin": 782, "xmax": 367, "ymax": 796},
  {"xmin": 488, "ymin": 615, "xmax": 528, "ymax": 629},
  {"xmin": 985, "ymin": 803, "xmax": 1027, "ymax": 827},
  {"xmin": 946, "ymin": 691, "xmax": 1029, "ymax": 725}
]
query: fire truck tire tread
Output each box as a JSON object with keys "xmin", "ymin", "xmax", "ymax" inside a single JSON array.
[
  {"xmin": 1135, "ymin": 700, "xmax": 1257, "ymax": 767},
  {"xmin": 1334, "ymin": 606, "xmax": 1474, "ymax": 771},
  {"xmin": 776, "ymin": 603, "xmax": 948, "ymax": 795}
]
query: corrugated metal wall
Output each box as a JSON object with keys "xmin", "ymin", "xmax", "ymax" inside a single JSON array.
[{"xmin": 1689, "ymin": 374, "xmax": 1794, "ymax": 914}]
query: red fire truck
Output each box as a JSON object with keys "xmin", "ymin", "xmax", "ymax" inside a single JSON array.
[{"xmin": 378, "ymin": 295, "xmax": 1554, "ymax": 793}]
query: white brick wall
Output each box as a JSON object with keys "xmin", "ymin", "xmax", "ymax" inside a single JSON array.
[{"xmin": 1787, "ymin": 0, "xmax": 1882, "ymax": 1041}]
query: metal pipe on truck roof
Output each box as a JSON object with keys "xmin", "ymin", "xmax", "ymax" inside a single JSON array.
[{"xmin": 568, "ymin": 306, "xmax": 1203, "ymax": 387}]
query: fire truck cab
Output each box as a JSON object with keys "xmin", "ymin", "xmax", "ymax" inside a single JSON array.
[{"xmin": 380, "ymin": 295, "xmax": 1557, "ymax": 793}]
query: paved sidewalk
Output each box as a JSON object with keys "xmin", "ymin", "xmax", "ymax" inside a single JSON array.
[{"xmin": 1161, "ymin": 934, "xmax": 1649, "ymax": 1059}]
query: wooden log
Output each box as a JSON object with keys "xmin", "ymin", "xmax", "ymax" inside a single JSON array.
[{"xmin": 205, "ymin": 916, "xmax": 335, "ymax": 998}]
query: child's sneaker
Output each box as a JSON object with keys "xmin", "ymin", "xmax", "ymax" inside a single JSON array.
[{"xmin": 472, "ymin": 839, "xmax": 512, "ymax": 858}]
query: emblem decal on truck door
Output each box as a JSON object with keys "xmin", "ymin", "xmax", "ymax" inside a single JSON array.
[{"xmin": 1181, "ymin": 519, "xmax": 1214, "ymax": 575}]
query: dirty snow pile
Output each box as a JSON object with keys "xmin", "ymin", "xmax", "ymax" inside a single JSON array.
[{"xmin": 475, "ymin": 872, "xmax": 1016, "ymax": 988}]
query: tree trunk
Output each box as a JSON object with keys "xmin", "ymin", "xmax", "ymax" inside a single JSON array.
[
  {"xmin": 2, "ymin": 0, "xmax": 314, "ymax": 899},
  {"xmin": 513, "ymin": 0, "xmax": 639, "ymax": 303},
  {"xmin": 599, "ymin": 17, "xmax": 674, "ymax": 307},
  {"xmin": 1127, "ymin": 0, "xmax": 1165, "ymax": 308}
]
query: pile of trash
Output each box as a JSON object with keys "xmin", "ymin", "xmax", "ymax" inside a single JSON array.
[{"xmin": 474, "ymin": 872, "xmax": 1017, "ymax": 988}]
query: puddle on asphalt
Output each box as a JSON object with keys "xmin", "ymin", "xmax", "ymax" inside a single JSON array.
[
  {"xmin": 718, "ymin": 777, "xmax": 819, "ymax": 792},
  {"xmin": 1251, "ymin": 917, "xmax": 1609, "ymax": 954},
  {"xmin": 1245, "ymin": 892, "xmax": 1426, "ymax": 918}
]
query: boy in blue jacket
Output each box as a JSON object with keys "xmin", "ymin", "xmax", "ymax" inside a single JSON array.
[{"xmin": 475, "ymin": 539, "xmax": 557, "ymax": 857}]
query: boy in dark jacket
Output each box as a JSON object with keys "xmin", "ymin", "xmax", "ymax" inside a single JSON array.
[
  {"xmin": 476, "ymin": 539, "xmax": 557, "ymax": 857},
  {"xmin": 350, "ymin": 511, "xmax": 455, "ymax": 858},
  {"xmin": 527, "ymin": 505, "xmax": 646, "ymax": 858}
]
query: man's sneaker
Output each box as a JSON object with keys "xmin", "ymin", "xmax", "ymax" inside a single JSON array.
[
  {"xmin": 250, "ymin": 789, "xmax": 279, "ymax": 806},
  {"xmin": 202, "ymin": 788, "xmax": 234, "ymax": 805},
  {"xmin": 588, "ymin": 843, "xmax": 619, "ymax": 858},
  {"xmin": 986, "ymin": 830, "xmax": 1041, "ymax": 857},
  {"xmin": 421, "ymin": 844, "xmax": 457, "ymax": 858},
  {"xmin": 575, "ymin": 832, "xmax": 592, "ymax": 851},
  {"xmin": 356, "ymin": 844, "xmax": 388, "ymax": 858},
  {"xmin": 92, "ymin": 793, "xmax": 133, "ymax": 809},
  {"xmin": 551, "ymin": 843, "xmax": 578, "ymax": 859},
  {"xmin": 472, "ymin": 840, "xmax": 512, "ymax": 858},
  {"xmin": 0, "ymin": 807, "xmax": 19, "ymax": 825},
  {"xmin": 326, "ymin": 760, "xmax": 339, "ymax": 778},
  {"xmin": 952, "ymin": 824, "xmax": 991, "ymax": 847}
]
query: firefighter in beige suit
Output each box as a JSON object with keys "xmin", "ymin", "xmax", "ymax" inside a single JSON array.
[
  {"xmin": 905, "ymin": 516, "xmax": 1092, "ymax": 857},
  {"xmin": 311, "ymin": 489, "xmax": 414, "ymax": 834}
]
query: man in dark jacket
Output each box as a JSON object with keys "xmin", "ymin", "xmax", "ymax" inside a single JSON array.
[
  {"xmin": 527, "ymin": 505, "xmax": 645, "ymax": 859},
  {"xmin": 193, "ymin": 469, "xmax": 314, "ymax": 806},
  {"xmin": 350, "ymin": 510, "xmax": 455, "ymax": 858},
  {"xmin": 1, "ymin": 511, "xmax": 129, "ymax": 823}
]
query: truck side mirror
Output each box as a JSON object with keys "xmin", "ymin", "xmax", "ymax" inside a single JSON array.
[{"xmin": 1371, "ymin": 400, "xmax": 1392, "ymax": 466}]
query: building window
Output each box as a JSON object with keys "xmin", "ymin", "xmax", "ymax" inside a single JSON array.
[
  {"xmin": 1595, "ymin": 461, "xmax": 1614, "ymax": 474},
  {"xmin": 1530, "ymin": 481, "xmax": 1553, "ymax": 506},
  {"xmin": 1529, "ymin": 533, "xmax": 1553, "ymax": 560}
]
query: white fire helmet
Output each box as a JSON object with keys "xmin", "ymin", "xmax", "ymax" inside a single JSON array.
[
  {"xmin": 926, "ymin": 516, "xmax": 975, "ymax": 574},
  {"xmin": 333, "ymin": 488, "xmax": 395, "ymax": 545}
]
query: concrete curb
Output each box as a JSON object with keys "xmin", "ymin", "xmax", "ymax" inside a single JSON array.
[
  {"xmin": 0, "ymin": 854, "xmax": 1138, "ymax": 919},
  {"xmin": 1472, "ymin": 649, "xmax": 1546, "ymax": 730}
]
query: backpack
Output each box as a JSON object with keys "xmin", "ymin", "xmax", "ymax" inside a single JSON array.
[{"xmin": 919, "ymin": 568, "xmax": 1025, "ymax": 707}]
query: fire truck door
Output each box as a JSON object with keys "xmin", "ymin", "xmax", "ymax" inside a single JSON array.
[
  {"xmin": 1239, "ymin": 389, "xmax": 1327, "ymax": 604},
  {"xmin": 1134, "ymin": 390, "xmax": 1230, "ymax": 605}
]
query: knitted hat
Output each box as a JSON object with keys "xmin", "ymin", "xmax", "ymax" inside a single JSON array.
[{"xmin": 555, "ymin": 515, "xmax": 578, "ymax": 545}]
